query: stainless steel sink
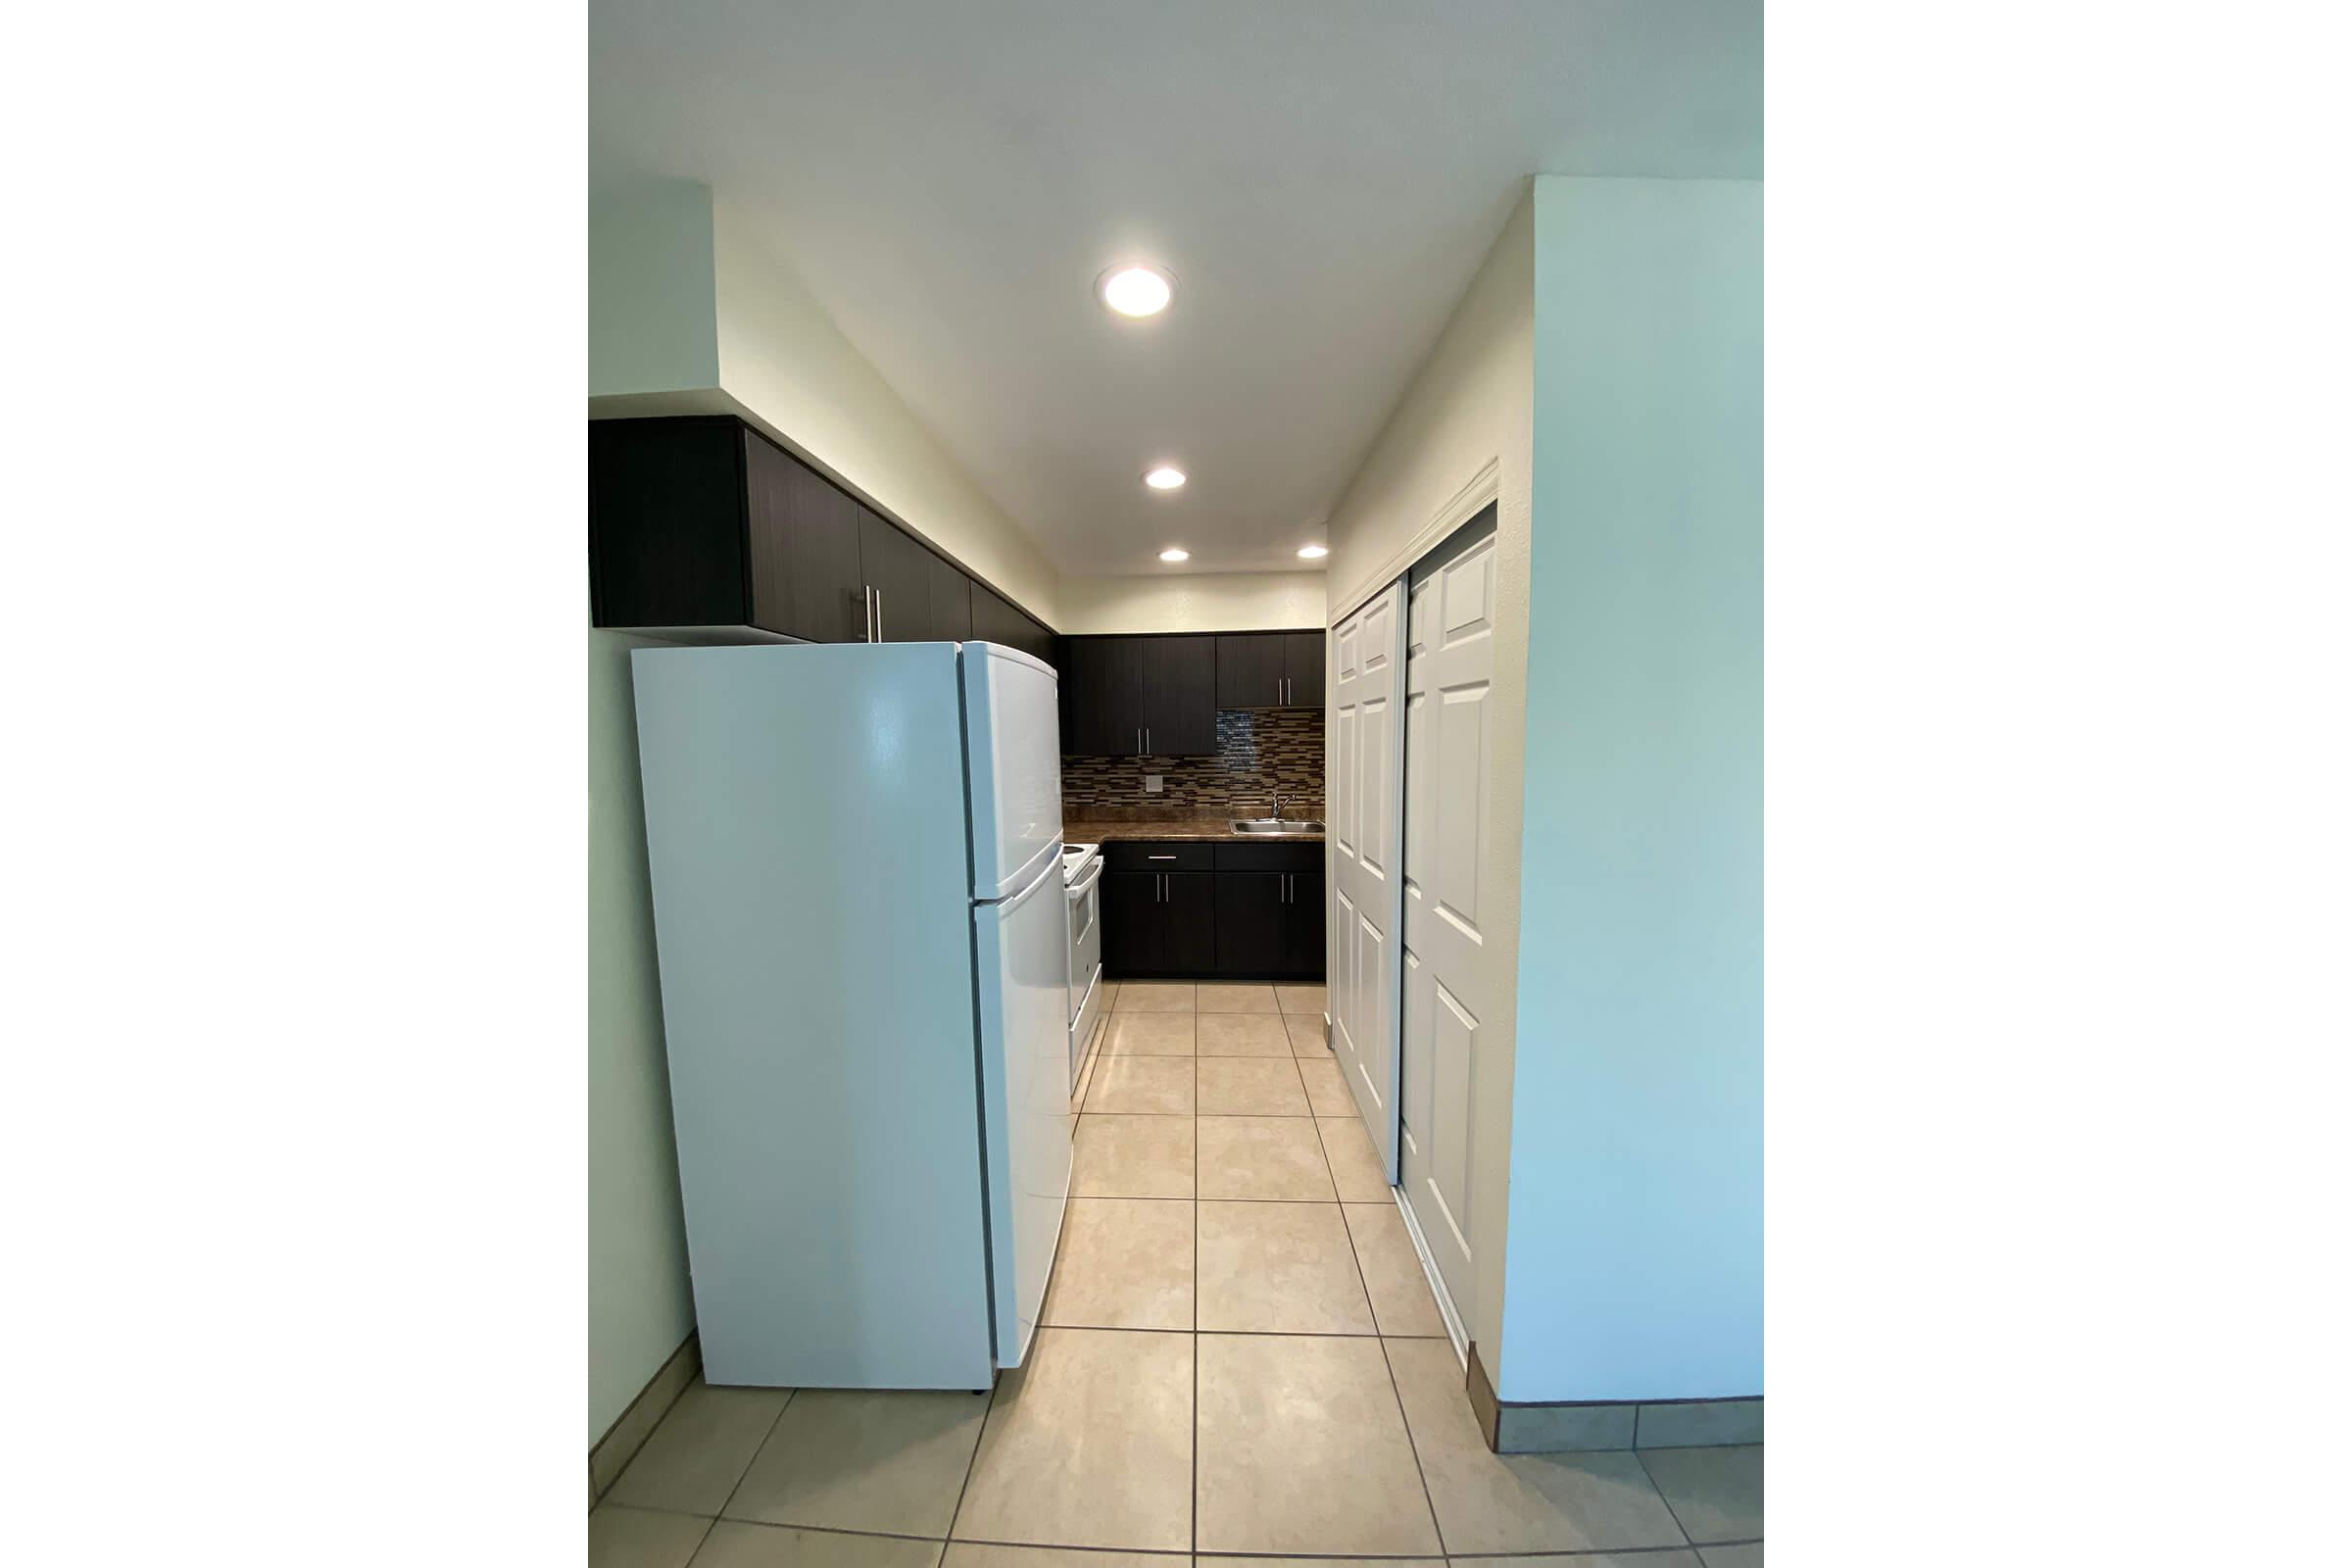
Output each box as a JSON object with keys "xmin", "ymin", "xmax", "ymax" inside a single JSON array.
[{"xmin": 1231, "ymin": 818, "xmax": 1325, "ymax": 835}]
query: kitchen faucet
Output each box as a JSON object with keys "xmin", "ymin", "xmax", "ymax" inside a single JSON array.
[{"xmin": 1270, "ymin": 790, "xmax": 1284, "ymax": 821}]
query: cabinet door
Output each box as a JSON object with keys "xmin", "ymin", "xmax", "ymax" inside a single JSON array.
[
  {"xmin": 1214, "ymin": 872, "xmax": 1287, "ymax": 976},
  {"xmin": 1160, "ymin": 872, "xmax": 1218, "ymax": 975},
  {"xmin": 858, "ymin": 507, "xmax": 933, "ymax": 643},
  {"xmin": 589, "ymin": 418, "xmax": 749, "ymax": 629},
  {"xmin": 1140, "ymin": 635, "xmax": 1218, "ymax": 755},
  {"xmin": 927, "ymin": 552, "xmax": 972, "ymax": 642},
  {"xmin": 970, "ymin": 582, "xmax": 1050, "ymax": 663},
  {"xmin": 1101, "ymin": 871, "xmax": 1162, "ymax": 976},
  {"xmin": 1281, "ymin": 866, "xmax": 1328, "ymax": 979},
  {"xmin": 1063, "ymin": 637, "xmax": 1143, "ymax": 756},
  {"xmin": 1215, "ymin": 633, "xmax": 1284, "ymax": 708},
  {"xmin": 1283, "ymin": 631, "xmax": 1327, "ymax": 708},
  {"xmin": 744, "ymin": 431, "xmax": 864, "ymax": 641}
]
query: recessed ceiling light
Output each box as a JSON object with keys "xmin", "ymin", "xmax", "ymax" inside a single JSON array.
[
  {"xmin": 1297, "ymin": 544, "xmax": 1329, "ymax": 560},
  {"xmin": 1098, "ymin": 264, "xmax": 1173, "ymax": 318},
  {"xmin": 1144, "ymin": 466, "xmax": 1186, "ymax": 491},
  {"xmin": 1158, "ymin": 547, "xmax": 1190, "ymax": 563}
]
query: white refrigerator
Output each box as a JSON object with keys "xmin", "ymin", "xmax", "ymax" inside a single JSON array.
[{"xmin": 629, "ymin": 640, "xmax": 1071, "ymax": 1391}]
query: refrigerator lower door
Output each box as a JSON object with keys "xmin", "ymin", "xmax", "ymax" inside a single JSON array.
[
  {"xmin": 972, "ymin": 854, "xmax": 1074, "ymax": 1368},
  {"xmin": 962, "ymin": 642, "xmax": 1064, "ymax": 902}
]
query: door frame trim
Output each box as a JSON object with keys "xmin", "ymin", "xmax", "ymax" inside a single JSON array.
[
  {"xmin": 1329, "ymin": 454, "xmax": 1500, "ymax": 627},
  {"xmin": 1329, "ymin": 461, "xmax": 1506, "ymax": 1332}
]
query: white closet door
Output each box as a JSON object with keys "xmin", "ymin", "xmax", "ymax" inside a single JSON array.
[
  {"xmin": 1329, "ymin": 578, "xmax": 1407, "ymax": 1181},
  {"xmin": 1398, "ymin": 516, "xmax": 1497, "ymax": 1322}
]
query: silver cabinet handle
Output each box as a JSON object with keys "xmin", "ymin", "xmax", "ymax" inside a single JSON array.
[
  {"xmin": 1146, "ymin": 727, "xmax": 1152, "ymax": 753},
  {"xmin": 1136, "ymin": 728, "xmax": 1143, "ymax": 755},
  {"xmin": 1148, "ymin": 855, "xmax": 1177, "ymax": 860},
  {"xmin": 874, "ymin": 588, "xmax": 882, "ymax": 641}
]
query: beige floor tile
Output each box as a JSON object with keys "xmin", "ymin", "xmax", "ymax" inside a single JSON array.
[
  {"xmin": 1196, "ymin": 1013, "xmax": 1295, "ymax": 1056},
  {"xmin": 1483, "ymin": 1557, "xmax": 1702, "ymax": 1568},
  {"xmin": 691, "ymin": 1523, "xmax": 946, "ymax": 1568},
  {"xmin": 590, "ymin": 1505, "xmax": 711, "ymax": 1568},
  {"xmin": 1102, "ymin": 1012, "xmax": 1196, "ymax": 1055},
  {"xmin": 1340, "ymin": 1203, "xmax": 1446, "ymax": 1337},
  {"xmin": 948, "ymin": 1550, "xmax": 1184, "ymax": 1568},
  {"xmin": 1072, "ymin": 1114, "xmax": 1195, "ymax": 1198},
  {"xmin": 1040, "ymin": 1199, "xmax": 1194, "ymax": 1330},
  {"xmin": 1195, "ymin": 1334, "xmax": 1441, "ymax": 1554},
  {"xmin": 1638, "ymin": 1445, "xmax": 1764, "ymax": 1544},
  {"xmin": 1084, "ymin": 1055, "xmax": 1196, "ymax": 1114},
  {"xmin": 1200, "ymin": 1560, "xmax": 1440, "ymax": 1568},
  {"xmin": 1283, "ymin": 1015, "xmax": 1329, "ymax": 1056},
  {"xmin": 1094, "ymin": 981, "xmax": 1121, "ymax": 1012},
  {"xmin": 1275, "ymin": 984, "xmax": 1327, "ymax": 1015},
  {"xmin": 1295, "ymin": 1056, "xmax": 1353, "ymax": 1115},
  {"xmin": 1316, "ymin": 1117, "xmax": 1391, "ymax": 1201},
  {"xmin": 1197, "ymin": 1116, "xmax": 1335, "ymax": 1201},
  {"xmin": 1197, "ymin": 1201, "xmax": 1373, "ymax": 1333},
  {"xmin": 953, "ymin": 1328, "xmax": 1193, "ymax": 1549},
  {"xmin": 1196, "ymin": 1057, "xmax": 1309, "ymax": 1115},
  {"xmin": 1115, "ymin": 982, "xmax": 1196, "ymax": 1012},
  {"xmin": 1384, "ymin": 1338, "xmax": 1687, "ymax": 1553},
  {"xmin": 1196, "ymin": 982, "xmax": 1280, "ymax": 1013},
  {"xmin": 724, "ymin": 1389, "xmax": 987, "ymax": 1537},
  {"xmin": 1697, "ymin": 1545, "xmax": 1764, "ymax": 1568},
  {"xmin": 608, "ymin": 1382, "xmax": 792, "ymax": 1516}
]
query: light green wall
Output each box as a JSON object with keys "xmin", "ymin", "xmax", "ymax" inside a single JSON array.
[
  {"xmin": 1497, "ymin": 174, "xmax": 1763, "ymax": 1402},
  {"xmin": 587, "ymin": 628, "xmax": 695, "ymax": 1441},
  {"xmin": 589, "ymin": 179, "xmax": 720, "ymax": 399}
]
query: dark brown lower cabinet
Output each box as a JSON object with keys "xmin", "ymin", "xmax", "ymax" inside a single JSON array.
[
  {"xmin": 1103, "ymin": 842, "xmax": 1325, "ymax": 981},
  {"xmin": 1214, "ymin": 871, "xmax": 1324, "ymax": 980},
  {"xmin": 1102, "ymin": 870, "xmax": 1215, "ymax": 977}
]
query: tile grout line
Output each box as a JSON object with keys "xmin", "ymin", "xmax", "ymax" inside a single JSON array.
[
  {"xmin": 1632, "ymin": 1445, "xmax": 1701, "ymax": 1552},
  {"xmin": 620, "ymin": 1499, "xmax": 1739, "ymax": 1560},
  {"xmin": 1372, "ymin": 1316, "xmax": 1449, "ymax": 1554},
  {"xmin": 701, "ymin": 1386, "xmax": 797, "ymax": 1533},
  {"xmin": 1317, "ymin": 1101, "xmax": 1446, "ymax": 1551},
  {"xmin": 1192, "ymin": 999, "xmax": 1200, "ymax": 1557}
]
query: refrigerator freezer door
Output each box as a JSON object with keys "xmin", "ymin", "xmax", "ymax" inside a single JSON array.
[
  {"xmin": 962, "ymin": 642, "xmax": 1064, "ymax": 902},
  {"xmin": 972, "ymin": 855, "xmax": 1075, "ymax": 1369},
  {"xmin": 630, "ymin": 643, "xmax": 996, "ymax": 1391}
]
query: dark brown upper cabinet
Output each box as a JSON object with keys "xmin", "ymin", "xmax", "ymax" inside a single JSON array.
[
  {"xmin": 1140, "ymin": 635, "xmax": 1218, "ymax": 754},
  {"xmin": 590, "ymin": 416, "xmax": 1054, "ymax": 657},
  {"xmin": 1215, "ymin": 634, "xmax": 1285, "ymax": 707},
  {"xmin": 970, "ymin": 582, "xmax": 1054, "ymax": 665},
  {"xmin": 1282, "ymin": 630, "xmax": 1326, "ymax": 708},
  {"xmin": 1063, "ymin": 637, "xmax": 1142, "ymax": 755},
  {"xmin": 1211, "ymin": 630, "xmax": 1326, "ymax": 708},
  {"xmin": 927, "ymin": 553, "xmax": 974, "ymax": 643},
  {"xmin": 856, "ymin": 504, "xmax": 931, "ymax": 642},
  {"xmin": 745, "ymin": 431, "xmax": 864, "ymax": 641},
  {"xmin": 1060, "ymin": 634, "xmax": 1217, "ymax": 756}
]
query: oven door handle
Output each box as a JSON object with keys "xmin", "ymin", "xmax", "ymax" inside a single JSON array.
[{"xmin": 1066, "ymin": 859, "xmax": 1105, "ymax": 901}]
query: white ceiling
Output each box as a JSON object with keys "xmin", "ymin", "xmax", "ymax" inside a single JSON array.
[{"xmin": 591, "ymin": 1, "xmax": 1760, "ymax": 576}]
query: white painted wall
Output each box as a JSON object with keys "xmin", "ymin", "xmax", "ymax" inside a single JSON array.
[
  {"xmin": 708, "ymin": 200, "xmax": 1062, "ymax": 625},
  {"xmin": 1321, "ymin": 186, "xmax": 1535, "ymax": 1370},
  {"xmin": 1057, "ymin": 572, "xmax": 1327, "ymax": 635},
  {"xmin": 587, "ymin": 629, "xmax": 696, "ymax": 1440},
  {"xmin": 1496, "ymin": 175, "xmax": 1763, "ymax": 1402},
  {"xmin": 586, "ymin": 179, "xmax": 1062, "ymax": 625}
]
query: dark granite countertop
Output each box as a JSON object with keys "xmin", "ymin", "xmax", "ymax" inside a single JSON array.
[{"xmin": 1064, "ymin": 813, "xmax": 1325, "ymax": 845}]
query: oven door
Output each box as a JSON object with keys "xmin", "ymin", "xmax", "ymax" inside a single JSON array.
[{"xmin": 1065, "ymin": 857, "xmax": 1104, "ymax": 1087}]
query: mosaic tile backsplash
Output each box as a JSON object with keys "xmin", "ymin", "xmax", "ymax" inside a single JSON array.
[{"xmin": 1061, "ymin": 707, "xmax": 1325, "ymax": 815}]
